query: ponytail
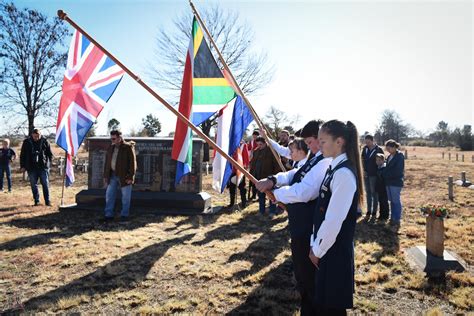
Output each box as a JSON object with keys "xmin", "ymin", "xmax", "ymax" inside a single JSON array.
[
  {"xmin": 320, "ymin": 120, "xmax": 364, "ymax": 205},
  {"xmin": 344, "ymin": 121, "xmax": 364, "ymax": 206}
]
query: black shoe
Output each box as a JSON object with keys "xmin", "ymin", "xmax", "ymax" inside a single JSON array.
[
  {"xmin": 119, "ymin": 216, "xmax": 129, "ymax": 224},
  {"xmin": 99, "ymin": 216, "xmax": 114, "ymax": 224},
  {"xmin": 34, "ymin": 201, "xmax": 40, "ymax": 206},
  {"xmin": 45, "ymin": 201, "xmax": 52, "ymax": 206}
]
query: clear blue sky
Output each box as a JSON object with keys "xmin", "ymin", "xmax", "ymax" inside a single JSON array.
[{"xmin": 6, "ymin": 0, "xmax": 473, "ymax": 137}]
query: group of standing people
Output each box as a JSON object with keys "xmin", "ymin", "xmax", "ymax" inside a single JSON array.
[
  {"xmin": 253, "ymin": 119, "xmax": 361, "ymax": 315},
  {"xmin": 246, "ymin": 119, "xmax": 406, "ymax": 315},
  {"xmin": 361, "ymin": 134, "xmax": 405, "ymax": 224}
]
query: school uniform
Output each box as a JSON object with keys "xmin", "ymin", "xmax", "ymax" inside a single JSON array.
[
  {"xmin": 268, "ymin": 138, "xmax": 291, "ymax": 159},
  {"xmin": 311, "ymin": 153, "xmax": 358, "ymax": 313},
  {"xmin": 273, "ymin": 152, "xmax": 331, "ymax": 315}
]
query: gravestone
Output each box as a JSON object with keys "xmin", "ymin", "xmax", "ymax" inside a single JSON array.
[{"xmin": 74, "ymin": 137, "xmax": 211, "ymax": 214}]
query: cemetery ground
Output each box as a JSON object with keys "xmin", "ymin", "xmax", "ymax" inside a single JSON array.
[{"xmin": 0, "ymin": 146, "xmax": 473, "ymax": 314}]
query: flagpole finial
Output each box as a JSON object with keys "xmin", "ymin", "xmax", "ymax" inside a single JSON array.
[{"xmin": 57, "ymin": 10, "xmax": 67, "ymax": 20}]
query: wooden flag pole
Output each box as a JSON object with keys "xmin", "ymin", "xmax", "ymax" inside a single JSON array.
[
  {"xmin": 189, "ymin": 0, "xmax": 287, "ymax": 172},
  {"xmin": 60, "ymin": 152, "xmax": 67, "ymax": 206},
  {"xmin": 57, "ymin": 10, "xmax": 283, "ymax": 207}
]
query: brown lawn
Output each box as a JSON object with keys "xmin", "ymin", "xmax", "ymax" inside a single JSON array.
[{"xmin": 0, "ymin": 145, "xmax": 473, "ymax": 314}]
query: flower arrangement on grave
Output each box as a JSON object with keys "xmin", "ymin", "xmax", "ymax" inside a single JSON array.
[{"xmin": 420, "ymin": 204, "xmax": 448, "ymax": 220}]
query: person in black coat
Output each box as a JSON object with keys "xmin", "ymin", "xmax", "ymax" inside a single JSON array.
[
  {"xmin": 375, "ymin": 153, "xmax": 389, "ymax": 220},
  {"xmin": 20, "ymin": 129, "xmax": 53, "ymax": 206},
  {"xmin": 0, "ymin": 139, "xmax": 16, "ymax": 192},
  {"xmin": 360, "ymin": 134, "xmax": 384, "ymax": 218}
]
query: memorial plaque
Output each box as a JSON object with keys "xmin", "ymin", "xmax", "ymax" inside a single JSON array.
[
  {"xmin": 74, "ymin": 137, "xmax": 211, "ymax": 214},
  {"xmin": 87, "ymin": 137, "xmax": 203, "ymax": 193}
]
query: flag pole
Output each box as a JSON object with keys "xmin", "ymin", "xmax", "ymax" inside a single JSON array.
[
  {"xmin": 60, "ymin": 152, "xmax": 67, "ymax": 206},
  {"xmin": 188, "ymin": 0, "xmax": 286, "ymax": 172},
  {"xmin": 56, "ymin": 10, "xmax": 283, "ymax": 207}
]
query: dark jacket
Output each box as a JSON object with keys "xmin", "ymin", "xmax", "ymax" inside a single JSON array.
[
  {"xmin": 103, "ymin": 141, "xmax": 137, "ymax": 187},
  {"xmin": 249, "ymin": 146, "xmax": 281, "ymax": 180},
  {"xmin": 382, "ymin": 151, "xmax": 405, "ymax": 187},
  {"xmin": 361, "ymin": 144, "xmax": 384, "ymax": 176},
  {"xmin": 375, "ymin": 165, "xmax": 386, "ymax": 193},
  {"xmin": 0, "ymin": 148, "xmax": 16, "ymax": 166},
  {"xmin": 20, "ymin": 136, "xmax": 53, "ymax": 171}
]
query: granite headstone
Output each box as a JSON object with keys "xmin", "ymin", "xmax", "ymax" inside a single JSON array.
[{"xmin": 74, "ymin": 137, "xmax": 211, "ymax": 214}]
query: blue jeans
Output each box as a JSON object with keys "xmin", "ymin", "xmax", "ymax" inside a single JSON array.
[
  {"xmin": 105, "ymin": 174, "xmax": 132, "ymax": 218},
  {"xmin": 364, "ymin": 176, "xmax": 378, "ymax": 215},
  {"xmin": 28, "ymin": 169, "xmax": 50, "ymax": 203},
  {"xmin": 258, "ymin": 191, "xmax": 276, "ymax": 215},
  {"xmin": 386, "ymin": 186, "xmax": 402, "ymax": 222},
  {"xmin": 0, "ymin": 164, "xmax": 12, "ymax": 191}
]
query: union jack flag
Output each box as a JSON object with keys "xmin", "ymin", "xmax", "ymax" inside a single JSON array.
[{"xmin": 56, "ymin": 30, "xmax": 124, "ymax": 186}]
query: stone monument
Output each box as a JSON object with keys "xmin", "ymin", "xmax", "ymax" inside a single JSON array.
[{"xmin": 74, "ymin": 137, "xmax": 211, "ymax": 214}]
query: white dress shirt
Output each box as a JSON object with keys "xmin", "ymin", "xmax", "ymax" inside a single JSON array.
[
  {"xmin": 311, "ymin": 153, "xmax": 357, "ymax": 259},
  {"xmin": 273, "ymin": 152, "xmax": 332, "ymax": 204},
  {"xmin": 269, "ymin": 138, "xmax": 291, "ymax": 159}
]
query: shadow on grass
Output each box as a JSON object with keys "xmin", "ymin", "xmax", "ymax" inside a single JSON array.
[
  {"xmin": 355, "ymin": 218, "xmax": 400, "ymax": 254},
  {"xmin": 227, "ymin": 258, "xmax": 299, "ymax": 315},
  {"xmin": 192, "ymin": 212, "xmax": 287, "ymax": 247},
  {"xmin": 2, "ymin": 233, "xmax": 195, "ymax": 314},
  {"xmin": 162, "ymin": 208, "xmax": 233, "ymax": 234},
  {"xmin": 0, "ymin": 208, "xmax": 169, "ymax": 251},
  {"xmin": 228, "ymin": 225, "xmax": 289, "ymax": 280},
  {"xmin": 0, "ymin": 206, "xmax": 20, "ymax": 212}
]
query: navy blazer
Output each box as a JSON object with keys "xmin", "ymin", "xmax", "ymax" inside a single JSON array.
[
  {"xmin": 361, "ymin": 144, "xmax": 384, "ymax": 176},
  {"xmin": 382, "ymin": 151, "xmax": 405, "ymax": 187}
]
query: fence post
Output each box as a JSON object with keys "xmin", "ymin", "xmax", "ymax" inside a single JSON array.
[
  {"xmin": 404, "ymin": 149, "xmax": 408, "ymax": 159},
  {"xmin": 456, "ymin": 153, "xmax": 458, "ymax": 161},
  {"xmin": 461, "ymin": 171, "xmax": 466, "ymax": 184},
  {"xmin": 461, "ymin": 154, "xmax": 464, "ymax": 162},
  {"xmin": 442, "ymin": 152, "xmax": 444, "ymax": 159},
  {"xmin": 448, "ymin": 153, "xmax": 451, "ymax": 160},
  {"xmin": 472, "ymin": 155, "xmax": 474, "ymax": 163},
  {"xmin": 448, "ymin": 176, "xmax": 454, "ymax": 201}
]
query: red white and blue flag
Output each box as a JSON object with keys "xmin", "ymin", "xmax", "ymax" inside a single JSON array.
[
  {"xmin": 56, "ymin": 30, "xmax": 124, "ymax": 186},
  {"xmin": 212, "ymin": 96, "xmax": 253, "ymax": 193}
]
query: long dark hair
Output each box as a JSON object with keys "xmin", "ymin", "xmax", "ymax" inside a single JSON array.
[
  {"xmin": 320, "ymin": 120, "xmax": 364, "ymax": 205},
  {"xmin": 289, "ymin": 137, "xmax": 309, "ymax": 154}
]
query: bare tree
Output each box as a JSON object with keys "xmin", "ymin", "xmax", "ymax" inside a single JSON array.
[
  {"xmin": 374, "ymin": 110, "xmax": 411, "ymax": 144},
  {"xmin": 263, "ymin": 106, "xmax": 296, "ymax": 138},
  {"xmin": 0, "ymin": 2, "xmax": 70, "ymax": 135},
  {"xmin": 149, "ymin": 5, "xmax": 274, "ymax": 98}
]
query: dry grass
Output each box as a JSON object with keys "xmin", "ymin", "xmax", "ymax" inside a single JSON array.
[{"xmin": 0, "ymin": 145, "xmax": 473, "ymax": 314}]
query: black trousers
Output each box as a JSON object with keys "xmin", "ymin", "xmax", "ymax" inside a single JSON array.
[
  {"xmin": 377, "ymin": 187, "xmax": 389, "ymax": 219},
  {"xmin": 228, "ymin": 176, "xmax": 246, "ymax": 205},
  {"xmin": 290, "ymin": 234, "xmax": 316, "ymax": 316}
]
